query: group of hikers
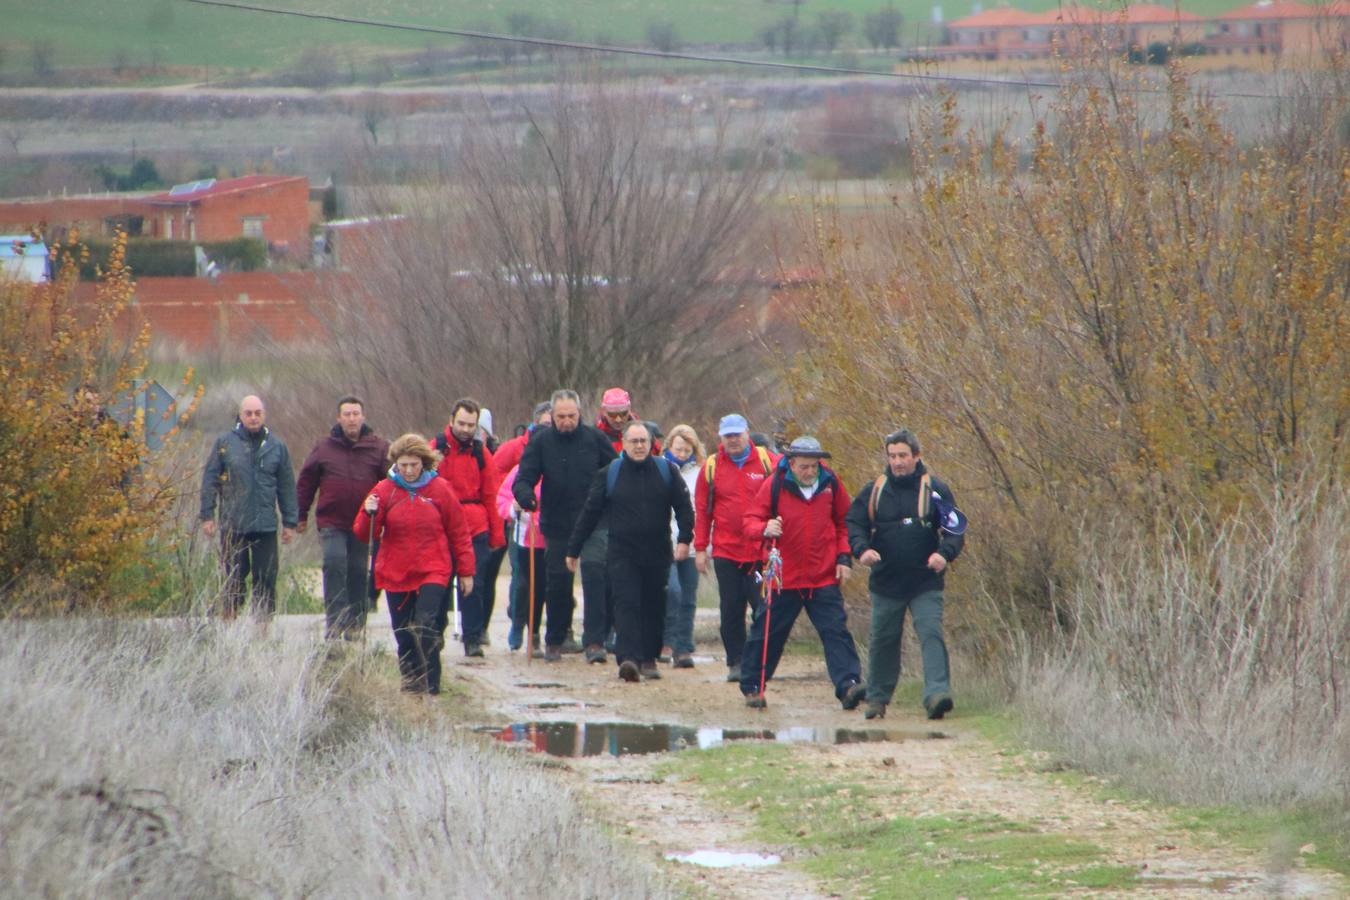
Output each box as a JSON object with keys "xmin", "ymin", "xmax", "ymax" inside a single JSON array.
[{"xmin": 199, "ymin": 387, "xmax": 966, "ymax": 720}]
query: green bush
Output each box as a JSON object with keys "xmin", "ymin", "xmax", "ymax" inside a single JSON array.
[{"xmin": 78, "ymin": 237, "xmax": 267, "ymax": 279}]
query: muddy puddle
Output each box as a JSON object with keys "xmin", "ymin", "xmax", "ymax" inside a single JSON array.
[{"xmin": 479, "ymin": 721, "xmax": 950, "ymax": 757}]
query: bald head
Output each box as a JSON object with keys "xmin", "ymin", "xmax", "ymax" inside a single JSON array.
[{"xmin": 239, "ymin": 395, "xmax": 266, "ymax": 433}]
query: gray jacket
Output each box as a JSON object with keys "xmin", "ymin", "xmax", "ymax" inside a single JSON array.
[{"xmin": 200, "ymin": 423, "xmax": 299, "ymax": 534}]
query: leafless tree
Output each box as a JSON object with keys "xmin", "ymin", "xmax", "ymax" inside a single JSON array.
[{"xmin": 317, "ymin": 73, "xmax": 780, "ymax": 430}]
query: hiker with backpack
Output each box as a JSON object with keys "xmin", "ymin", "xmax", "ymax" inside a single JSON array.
[
  {"xmin": 739, "ymin": 436, "xmax": 866, "ymax": 711},
  {"xmin": 846, "ymin": 428, "xmax": 966, "ymax": 720},
  {"xmin": 431, "ymin": 398, "xmax": 505, "ymax": 658},
  {"xmin": 513, "ymin": 390, "xmax": 619, "ymax": 662},
  {"xmin": 660, "ymin": 424, "xmax": 708, "ymax": 668},
  {"xmin": 694, "ymin": 414, "xmax": 780, "ymax": 683},
  {"xmin": 354, "ymin": 434, "xmax": 475, "ymax": 695},
  {"xmin": 566, "ymin": 420, "xmax": 694, "ymax": 683}
]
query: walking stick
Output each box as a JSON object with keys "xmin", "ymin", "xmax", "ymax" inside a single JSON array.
[
  {"xmin": 757, "ymin": 544, "xmax": 783, "ymax": 702},
  {"xmin": 526, "ymin": 511, "xmax": 537, "ymax": 663}
]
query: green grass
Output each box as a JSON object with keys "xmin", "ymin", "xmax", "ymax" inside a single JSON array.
[
  {"xmin": 1172, "ymin": 806, "xmax": 1350, "ymax": 878},
  {"xmin": 2, "ymin": 0, "xmax": 1243, "ymax": 76},
  {"xmin": 659, "ymin": 743, "xmax": 1137, "ymax": 897}
]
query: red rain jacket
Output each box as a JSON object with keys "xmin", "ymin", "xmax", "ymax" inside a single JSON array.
[
  {"xmin": 694, "ymin": 445, "xmax": 778, "ymax": 563},
  {"xmin": 742, "ymin": 465, "xmax": 852, "ymax": 590},
  {"xmin": 431, "ymin": 427, "xmax": 505, "ymax": 549},
  {"xmin": 353, "ymin": 476, "xmax": 475, "ymax": 592}
]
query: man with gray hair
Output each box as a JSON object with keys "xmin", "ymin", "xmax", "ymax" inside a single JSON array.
[
  {"xmin": 513, "ymin": 389, "xmax": 618, "ymax": 661},
  {"xmin": 200, "ymin": 394, "xmax": 298, "ymax": 619}
]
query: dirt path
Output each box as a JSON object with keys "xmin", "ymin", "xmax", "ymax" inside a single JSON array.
[{"xmin": 281, "ymin": 585, "xmax": 1347, "ymax": 898}]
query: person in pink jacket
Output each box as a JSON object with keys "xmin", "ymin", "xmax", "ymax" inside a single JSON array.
[{"xmin": 498, "ymin": 464, "xmax": 546, "ymax": 651}]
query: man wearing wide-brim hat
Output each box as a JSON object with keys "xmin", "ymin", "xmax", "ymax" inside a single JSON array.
[{"xmin": 739, "ymin": 436, "xmax": 866, "ymax": 711}]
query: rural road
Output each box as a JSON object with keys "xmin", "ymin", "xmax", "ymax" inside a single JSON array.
[{"xmin": 276, "ymin": 576, "xmax": 1347, "ymax": 898}]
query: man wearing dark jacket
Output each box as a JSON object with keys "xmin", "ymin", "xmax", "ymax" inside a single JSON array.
[
  {"xmin": 200, "ymin": 394, "xmax": 298, "ymax": 619},
  {"xmin": 512, "ymin": 389, "xmax": 618, "ymax": 661},
  {"xmin": 567, "ymin": 421, "xmax": 694, "ymax": 682},
  {"xmin": 296, "ymin": 395, "xmax": 389, "ymax": 639},
  {"xmin": 846, "ymin": 428, "xmax": 965, "ymax": 720}
]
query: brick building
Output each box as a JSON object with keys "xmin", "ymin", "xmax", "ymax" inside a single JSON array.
[{"xmin": 141, "ymin": 175, "xmax": 311, "ymax": 257}]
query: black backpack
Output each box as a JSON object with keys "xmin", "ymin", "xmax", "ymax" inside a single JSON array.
[{"xmin": 434, "ymin": 434, "xmax": 486, "ymax": 470}]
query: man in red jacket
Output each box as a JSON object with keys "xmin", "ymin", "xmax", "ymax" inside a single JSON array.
[
  {"xmin": 296, "ymin": 395, "xmax": 390, "ymax": 640},
  {"xmin": 432, "ymin": 398, "xmax": 505, "ymax": 657},
  {"xmin": 739, "ymin": 436, "xmax": 866, "ymax": 711},
  {"xmin": 695, "ymin": 413, "xmax": 778, "ymax": 682}
]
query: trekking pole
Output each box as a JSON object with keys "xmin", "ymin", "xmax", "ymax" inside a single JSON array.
[
  {"xmin": 526, "ymin": 512, "xmax": 537, "ymax": 664},
  {"xmin": 757, "ymin": 543, "xmax": 783, "ymax": 702}
]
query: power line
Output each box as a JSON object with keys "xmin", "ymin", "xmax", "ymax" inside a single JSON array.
[{"xmin": 184, "ymin": 0, "xmax": 1290, "ymax": 99}]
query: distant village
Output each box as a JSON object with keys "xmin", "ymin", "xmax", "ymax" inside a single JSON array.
[{"xmin": 941, "ymin": 0, "xmax": 1347, "ymax": 61}]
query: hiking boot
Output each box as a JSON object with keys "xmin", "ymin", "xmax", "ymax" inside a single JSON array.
[
  {"xmin": 925, "ymin": 695, "xmax": 954, "ymax": 720},
  {"xmin": 744, "ymin": 693, "xmax": 767, "ymax": 709},
  {"xmin": 657, "ymin": 646, "xmax": 673, "ymax": 663},
  {"xmin": 841, "ymin": 680, "xmax": 867, "ymax": 711},
  {"xmin": 530, "ymin": 633, "xmax": 541, "ymax": 653},
  {"xmin": 618, "ymin": 660, "xmax": 640, "ymax": 683},
  {"xmin": 673, "ymin": 654, "xmax": 694, "ymax": 669},
  {"xmin": 864, "ymin": 701, "xmax": 886, "ymax": 720},
  {"xmin": 640, "ymin": 662, "xmax": 662, "ymax": 681},
  {"xmin": 560, "ymin": 638, "xmax": 584, "ymax": 655},
  {"xmin": 480, "ymin": 633, "xmax": 491, "ymax": 647},
  {"xmin": 465, "ymin": 642, "xmax": 485, "ymax": 658},
  {"xmin": 543, "ymin": 644, "xmax": 563, "ymax": 662},
  {"xmin": 726, "ymin": 663, "xmax": 741, "ymax": 683},
  {"xmin": 584, "ymin": 644, "xmax": 607, "ymax": 664}
]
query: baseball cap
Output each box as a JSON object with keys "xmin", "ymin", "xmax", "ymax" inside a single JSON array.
[{"xmin": 718, "ymin": 413, "xmax": 749, "ymax": 436}]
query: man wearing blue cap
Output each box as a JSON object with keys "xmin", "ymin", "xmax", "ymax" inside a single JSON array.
[
  {"xmin": 694, "ymin": 413, "xmax": 779, "ymax": 682},
  {"xmin": 845, "ymin": 428, "xmax": 965, "ymax": 720}
]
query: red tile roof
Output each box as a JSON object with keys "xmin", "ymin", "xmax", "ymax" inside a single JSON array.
[
  {"xmin": 1218, "ymin": 0, "xmax": 1347, "ymax": 19},
  {"xmin": 1028, "ymin": 3, "xmax": 1205, "ymax": 24},
  {"xmin": 949, "ymin": 6, "xmax": 1044, "ymax": 27},
  {"xmin": 143, "ymin": 175, "xmax": 306, "ymax": 205}
]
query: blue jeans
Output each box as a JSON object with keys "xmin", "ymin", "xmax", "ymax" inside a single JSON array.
[
  {"xmin": 662, "ymin": 557, "xmax": 698, "ymax": 654},
  {"xmin": 739, "ymin": 584, "xmax": 861, "ymax": 700}
]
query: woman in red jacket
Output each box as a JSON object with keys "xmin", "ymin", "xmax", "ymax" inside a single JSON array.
[{"xmin": 354, "ymin": 434, "xmax": 475, "ymax": 695}]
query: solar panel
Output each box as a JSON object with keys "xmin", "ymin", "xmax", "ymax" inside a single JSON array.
[{"xmin": 169, "ymin": 179, "xmax": 216, "ymax": 196}]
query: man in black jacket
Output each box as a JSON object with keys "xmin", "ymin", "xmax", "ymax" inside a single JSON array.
[
  {"xmin": 567, "ymin": 421, "xmax": 694, "ymax": 683},
  {"xmin": 845, "ymin": 428, "xmax": 964, "ymax": 720},
  {"xmin": 513, "ymin": 389, "xmax": 618, "ymax": 661}
]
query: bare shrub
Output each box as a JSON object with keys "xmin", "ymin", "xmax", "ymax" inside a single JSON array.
[
  {"xmin": 1016, "ymin": 482, "xmax": 1349, "ymax": 812},
  {"xmin": 0, "ymin": 620, "xmax": 674, "ymax": 897},
  {"xmin": 318, "ymin": 70, "xmax": 778, "ymax": 429},
  {"xmin": 785, "ymin": 55, "xmax": 1349, "ymax": 635}
]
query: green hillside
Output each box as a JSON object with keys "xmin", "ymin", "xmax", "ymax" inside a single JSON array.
[{"xmin": 1, "ymin": 0, "xmax": 1241, "ymax": 77}]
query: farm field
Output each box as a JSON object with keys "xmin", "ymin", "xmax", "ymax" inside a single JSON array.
[{"xmin": 4, "ymin": 0, "xmax": 1243, "ymax": 77}]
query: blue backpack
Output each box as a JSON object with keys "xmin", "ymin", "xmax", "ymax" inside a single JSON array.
[{"xmin": 605, "ymin": 455, "xmax": 673, "ymax": 497}]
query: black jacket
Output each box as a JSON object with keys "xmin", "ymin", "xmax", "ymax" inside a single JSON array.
[
  {"xmin": 567, "ymin": 456, "xmax": 694, "ymax": 565},
  {"xmin": 512, "ymin": 424, "xmax": 618, "ymax": 541},
  {"xmin": 845, "ymin": 461, "xmax": 963, "ymax": 599}
]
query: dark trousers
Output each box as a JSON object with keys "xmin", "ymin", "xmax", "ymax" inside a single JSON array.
[
  {"xmin": 739, "ymin": 584, "xmax": 862, "ymax": 700},
  {"xmin": 480, "ymin": 537, "xmax": 509, "ymax": 626},
  {"xmin": 542, "ymin": 546, "xmax": 579, "ymax": 648},
  {"xmin": 456, "ymin": 532, "xmax": 492, "ymax": 646},
  {"xmin": 220, "ymin": 529, "xmax": 279, "ymax": 618},
  {"xmin": 510, "ymin": 545, "xmax": 547, "ymax": 636},
  {"xmin": 387, "ymin": 583, "xmax": 448, "ymax": 693},
  {"xmin": 579, "ymin": 559, "xmax": 611, "ymax": 648},
  {"xmin": 608, "ymin": 556, "xmax": 670, "ymax": 666},
  {"xmin": 319, "ymin": 528, "xmax": 368, "ymax": 639},
  {"xmin": 714, "ymin": 557, "xmax": 762, "ymax": 669}
]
